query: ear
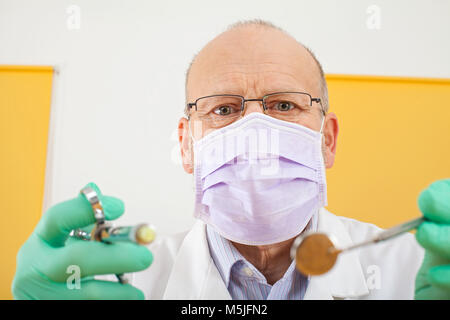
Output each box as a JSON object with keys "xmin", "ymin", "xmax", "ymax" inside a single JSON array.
[
  {"xmin": 178, "ymin": 117, "xmax": 193, "ymax": 174},
  {"xmin": 322, "ymin": 112, "xmax": 339, "ymax": 169}
]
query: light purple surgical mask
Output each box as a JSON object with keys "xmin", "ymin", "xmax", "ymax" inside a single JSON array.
[{"xmin": 191, "ymin": 112, "xmax": 327, "ymax": 245}]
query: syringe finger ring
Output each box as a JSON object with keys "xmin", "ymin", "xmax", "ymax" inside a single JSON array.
[{"xmin": 69, "ymin": 229, "xmax": 91, "ymax": 241}]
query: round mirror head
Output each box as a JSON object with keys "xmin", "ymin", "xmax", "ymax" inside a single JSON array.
[{"xmin": 293, "ymin": 232, "xmax": 340, "ymax": 276}]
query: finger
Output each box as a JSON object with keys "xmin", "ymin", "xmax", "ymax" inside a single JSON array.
[
  {"xmin": 414, "ymin": 251, "xmax": 450, "ymax": 299},
  {"xmin": 429, "ymin": 265, "xmax": 450, "ymax": 290},
  {"xmin": 416, "ymin": 222, "xmax": 450, "ymax": 259},
  {"xmin": 36, "ymin": 182, "xmax": 125, "ymax": 247},
  {"xmin": 415, "ymin": 283, "xmax": 450, "ymax": 300},
  {"xmin": 73, "ymin": 279, "xmax": 145, "ymax": 300},
  {"xmin": 15, "ymin": 277, "xmax": 145, "ymax": 300},
  {"xmin": 418, "ymin": 179, "xmax": 450, "ymax": 224},
  {"xmin": 42, "ymin": 241, "xmax": 153, "ymax": 282}
]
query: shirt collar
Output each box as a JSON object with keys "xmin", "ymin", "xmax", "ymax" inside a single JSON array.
[
  {"xmin": 206, "ymin": 223, "xmax": 244, "ymax": 287},
  {"xmin": 206, "ymin": 210, "xmax": 318, "ymax": 288}
]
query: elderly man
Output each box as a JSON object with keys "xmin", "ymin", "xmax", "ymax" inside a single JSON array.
[{"xmin": 12, "ymin": 20, "xmax": 450, "ymax": 300}]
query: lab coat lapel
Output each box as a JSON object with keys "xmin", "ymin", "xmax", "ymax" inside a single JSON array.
[
  {"xmin": 304, "ymin": 208, "xmax": 370, "ymax": 300},
  {"xmin": 163, "ymin": 220, "xmax": 231, "ymax": 299}
]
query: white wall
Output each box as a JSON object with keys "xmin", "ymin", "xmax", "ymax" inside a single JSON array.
[{"xmin": 1, "ymin": 0, "xmax": 449, "ymax": 235}]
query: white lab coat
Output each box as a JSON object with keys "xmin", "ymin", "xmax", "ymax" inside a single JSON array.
[{"xmin": 129, "ymin": 207, "xmax": 425, "ymax": 300}]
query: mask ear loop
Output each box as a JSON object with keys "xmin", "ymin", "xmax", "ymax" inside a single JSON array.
[
  {"xmin": 319, "ymin": 114, "xmax": 327, "ymax": 167},
  {"xmin": 187, "ymin": 118, "xmax": 196, "ymax": 143},
  {"xmin": 185, "ymin": 119, "xmax": 196, "ymax": 194},
  {"xmin": 319, "ymin": 115, "xmax": 326, "ymax": 134},
  {"xmin": 187, "ymin": 119, "xmax": 195, "ymax": 169},
  {"xmin": 316, "ymin": 97, "xmax": 326, "ymax": 134}
]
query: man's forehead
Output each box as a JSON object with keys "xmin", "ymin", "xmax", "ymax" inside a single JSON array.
[
  {"xmin": 187, "ymin": 26, "xmax": 321, "ymax": 99},
  {"xmin": 188, "ymin": 60, "xmax": 320, "ymax": 99},
  {"xmin": 192, "ymin": 68, "xmax": 316, "ymax": 97}
]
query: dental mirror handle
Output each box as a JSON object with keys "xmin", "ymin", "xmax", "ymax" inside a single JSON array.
[{"xmin": 332, "ymin": 216, "xmax": 426, "ymax": 254}]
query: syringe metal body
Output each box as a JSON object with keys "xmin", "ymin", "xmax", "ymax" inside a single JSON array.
[
  {"xmin": 99, "ymin": 224, "xmax": 155, "ymax": 245},
  {"xmin": 71, "ymin": 223, "xmax": 156, "ymax": 284}
]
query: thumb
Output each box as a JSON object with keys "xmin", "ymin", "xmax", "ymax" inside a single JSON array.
[{"xmin": 36, "ymin": 182, "xmax": 125, "ymax": 247}]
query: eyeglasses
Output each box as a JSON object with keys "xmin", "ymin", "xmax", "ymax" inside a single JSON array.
[{"xmin": 187, "ymin": 91, "xmax": 325, "ymax": 128}]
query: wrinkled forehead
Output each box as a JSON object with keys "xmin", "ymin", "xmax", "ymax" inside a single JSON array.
[{"xmin": 187, "ymin": 27, "xmax": 322, "ymax": 100}]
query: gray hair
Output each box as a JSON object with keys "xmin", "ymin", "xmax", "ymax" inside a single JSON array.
[{"xmin": 184, "ymin": 19, "xmax": 329, "ymax": 116}]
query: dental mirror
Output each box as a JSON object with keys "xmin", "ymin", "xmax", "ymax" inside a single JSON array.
[{"xmin": 291, "ymin": 216, "xmax": 425, "ymax": 276}]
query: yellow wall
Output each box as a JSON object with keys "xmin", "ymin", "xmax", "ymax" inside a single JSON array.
[
  {"xmin": 325, "ymin": 74, "xmax": 450, "ymax": 228},
  {"xmin": 0, "ymin": 65, "xmax": 53, "ymax": 299},
  {"xmin": 0, "ymin": 70, "xmax": 449, "ymax": 299}
]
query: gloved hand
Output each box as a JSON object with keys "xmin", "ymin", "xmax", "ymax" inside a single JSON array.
[
  {"xmin": 12, "ymin": 182, "xmax": 153, "ymax": 300},
  {"xmin": 415, "ymin": 179, "xmax": 450, "ymax": 299}
]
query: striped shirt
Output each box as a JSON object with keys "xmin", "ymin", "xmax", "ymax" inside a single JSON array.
[{"xmin": 205, "ymin": 213, "xmax": 317, "ymax": 300}]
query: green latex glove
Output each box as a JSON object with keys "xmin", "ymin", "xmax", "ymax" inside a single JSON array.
[
  {"xmin": 415, "ymin": 179, "xmax": 450, "ymax": 299},
  {"xmin": 12, "ymin": 182, "xmax": 153, "ymax": 300}
]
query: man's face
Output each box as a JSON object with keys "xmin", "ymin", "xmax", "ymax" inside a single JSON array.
[{"xmin": 179, "ymin": 26, "xmax": 338, "ymax": 173}]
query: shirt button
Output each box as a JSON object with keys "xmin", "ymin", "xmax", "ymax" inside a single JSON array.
[{"xmin": 243, "ymin": 267, "xmax": 253, "ymax": 277}]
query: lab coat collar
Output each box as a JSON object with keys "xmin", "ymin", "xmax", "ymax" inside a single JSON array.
[
  {"xmin": 163, "ymin": 207, "xmax": 369, "ymax": 300},
  {"xmin": 163, "ymin": 220, "xmax": 231, "ymax": 299},
  {"xmin": 303, "ymin": 208, "xmax": 370, "ymax": 299}
]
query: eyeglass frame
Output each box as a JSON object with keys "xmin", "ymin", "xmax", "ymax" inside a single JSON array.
[{"xmin": 186, "ymin": 91, "xmax": 326, "ymax": 120}]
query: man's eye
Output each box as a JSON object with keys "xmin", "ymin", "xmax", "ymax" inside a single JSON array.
[
  {"xmin": 275, "ymin": 101, "xmax": 294, "ymax": 111},
  {"xmin": 213, "ymin": 105, "xmax": 235, "ymax": 115}
]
